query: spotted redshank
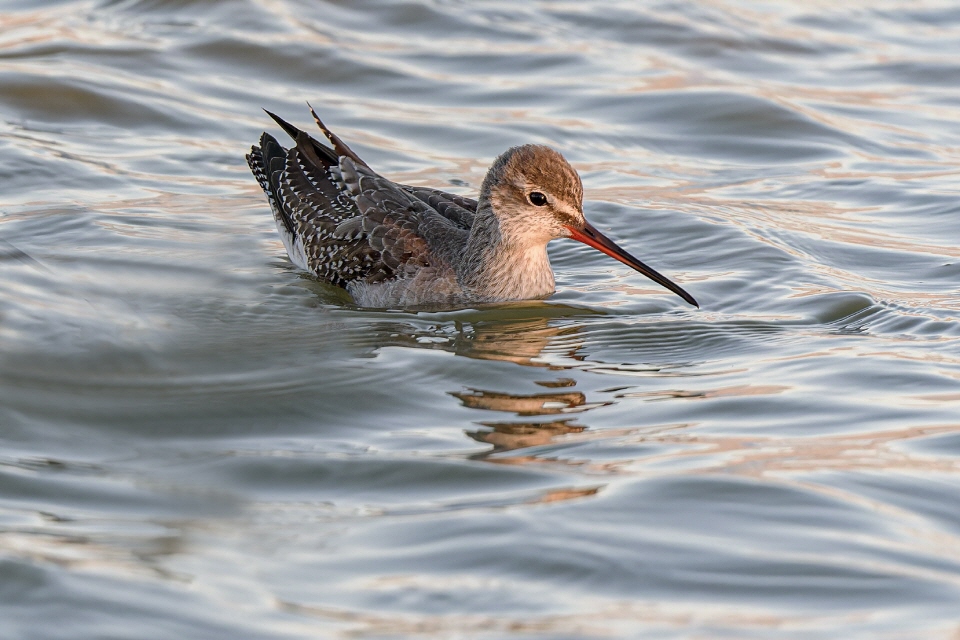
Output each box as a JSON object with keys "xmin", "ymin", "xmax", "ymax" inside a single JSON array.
[{"xmin": 246, "ymin": 107, "xmax": 698, "ymax": 308}]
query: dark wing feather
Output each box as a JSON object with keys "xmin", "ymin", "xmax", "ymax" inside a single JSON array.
[
  {"xmin": 400, "ymin": 186, "xmax": 477, "ymax": 230},
  {"xmin": 247, "ymin": 112, "xmax": 469, "ymax": 289},
  {"xmin": 247, "ymin": 133, "xmax": 291, "ymax": 233},
  {"xmin": 307, "ymin": 102, "xmax": 369, "ymax": 168}
]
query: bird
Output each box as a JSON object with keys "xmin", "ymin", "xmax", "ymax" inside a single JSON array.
[{"xmin": 246, "ymin": 107, "xmax": 698, "ymax": 309}]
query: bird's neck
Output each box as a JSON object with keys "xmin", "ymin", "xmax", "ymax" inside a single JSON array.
[{"xmin": 457, "ymin": 203, "xmax": 556, "ymax": 301}]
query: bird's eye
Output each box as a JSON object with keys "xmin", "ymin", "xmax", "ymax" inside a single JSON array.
[{"xmin": 528, "ymin": 191, "xmax": 548, "ymax": 206}]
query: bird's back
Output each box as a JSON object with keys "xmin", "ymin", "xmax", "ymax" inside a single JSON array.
[{"xmin": 246, "ymin": 111, "xmax": 477, "ymax": 304}]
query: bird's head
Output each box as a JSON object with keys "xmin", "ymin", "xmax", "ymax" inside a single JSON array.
[{"xmin": 481, "ymin": 144, "xmax": 698, "ymax": 307}]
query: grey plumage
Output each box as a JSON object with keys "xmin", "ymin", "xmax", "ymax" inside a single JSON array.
[{"xmin": 246, "ymin": 108, "xmax": 699, "ymax": 309}]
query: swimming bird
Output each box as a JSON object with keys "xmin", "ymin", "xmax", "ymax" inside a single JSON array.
[{"xmin": 246, "ymin": 107, "xmax": 698, "ymax": 309}]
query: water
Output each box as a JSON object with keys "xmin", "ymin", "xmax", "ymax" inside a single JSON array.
[{"xmin": 2, "ymin": 1, "xmax": 960, "ymax": 637}]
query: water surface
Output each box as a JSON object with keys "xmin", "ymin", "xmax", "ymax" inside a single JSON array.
[{"xmin": 2, "ymin": 1, "xmax": 960, "ymax": 638}]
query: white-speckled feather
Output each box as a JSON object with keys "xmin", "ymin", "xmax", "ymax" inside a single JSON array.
[{"xmin": 246, "ymin": 108, "xmax": 698, "ymax": 309}]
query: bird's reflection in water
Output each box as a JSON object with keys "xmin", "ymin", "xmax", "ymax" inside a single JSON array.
[
  {"xmin": 458, "ymin": 389, "xmax": 605, "ymax": 501},
  {"xmin": 447, "ymin": 316, "xmax": 580, "ymax": 367},
  {"xmin": 432, "ymin": 317, "xmax": 600, "ymax": 459},
  {"xmin": 453, "ymin": 383, "xmax": 607, "ymax": 464},
  {"xmin": 378, "ymin": 313, "xmax": 609, "ymax": 500},
  {"xmin": 453, "ymin": 387, "xmax": 604, "ymax": 416},
  {"xmin": 467, "ymin": 419, "xmax": 586, "ymax": 453},
  {"xmin": 358, "ymin": 313, "xmax": 583, "ymax": 366},
  {"xmin": 367, "ymin": 314, "xmax": 614, "ymax": 465}
]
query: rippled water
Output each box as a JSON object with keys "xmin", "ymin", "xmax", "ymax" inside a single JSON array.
[{"xmin": 2, "ymin": 1, "xmax": 960, "ymax": 637}]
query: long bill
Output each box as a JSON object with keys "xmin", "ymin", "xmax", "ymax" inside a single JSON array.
[{"xmin": 565, "ymin": 221, "xmax": 699, "ymax": 308}]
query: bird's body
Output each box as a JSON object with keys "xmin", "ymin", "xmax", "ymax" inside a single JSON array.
[{"xmin": 246, "ymin": 108, "xmax": 697, "ymax": 309}]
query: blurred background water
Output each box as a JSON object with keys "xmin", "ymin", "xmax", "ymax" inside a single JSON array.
[{"xmin": 2, "ymin": 1, "xmax": 960, "ymax": 638}]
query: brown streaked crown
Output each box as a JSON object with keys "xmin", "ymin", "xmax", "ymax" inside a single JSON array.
[{"xmin": 482, "ymin": 145, "xmax": 582, "ymax": 208}]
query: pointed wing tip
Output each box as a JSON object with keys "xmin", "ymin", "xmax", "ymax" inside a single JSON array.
[
  {"xmin": 304, "ymin": 105, "xmax": 370, "ymax": 168},
  {"xmin": 263, "ymin": 109, "xmax": 301, "ymax": 141},
  {"xmin": 305, "ymin": 101, "xmax": 324, "ymax": 124}
]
